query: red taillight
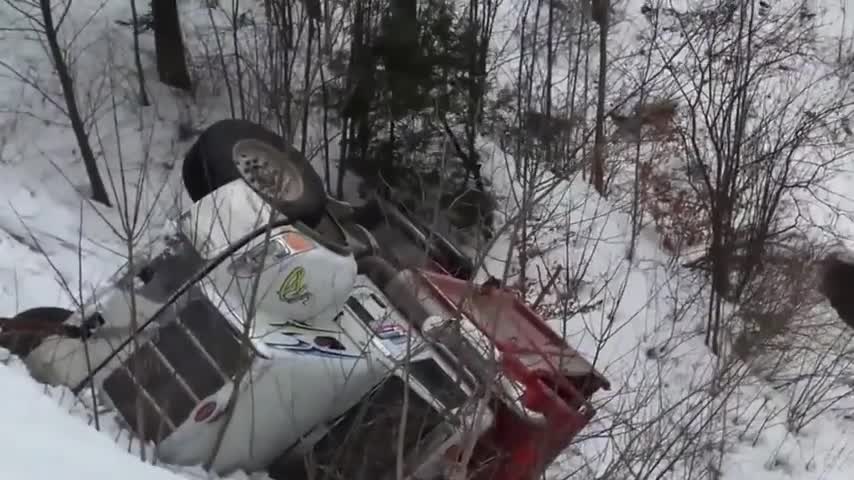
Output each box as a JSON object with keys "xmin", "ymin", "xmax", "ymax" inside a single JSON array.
[{"xmin": 193, "ymin": 401, "xmax": 217, "ymax": 423}]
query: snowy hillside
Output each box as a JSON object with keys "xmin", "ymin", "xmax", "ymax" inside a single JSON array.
[
  {"xmin": 2, "ymin": 0, "xmax": 854, "ymax": 479},
  {"xmin": 0, "ymin": 1, "xmax": 255, "ymax": 478}
]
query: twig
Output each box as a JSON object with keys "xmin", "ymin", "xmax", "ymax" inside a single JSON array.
[{"xmin": 532, "ymin": 264, "xmax": 563, "ymax": 310}]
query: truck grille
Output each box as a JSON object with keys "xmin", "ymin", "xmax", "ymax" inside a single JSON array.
[
  {"xmin": 102, "ymin": 288, "xmax": 253, "ymax": 443},
  {"xmin": 301, "ymin": 375, "xmax": 447, "ymax": 480}
]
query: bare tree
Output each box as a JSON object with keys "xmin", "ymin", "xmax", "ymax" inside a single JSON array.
[
  {"xmin": 129, "ymin": 0, "xmax": 150, "ymax": 105},
  {"xmin": 0, "ymin": 0, "xmax": 113, "ymax": 205},
  {"xmin": 590, "ymin": 0, "xmax": 609, "ymax": 194},
  {"xmin": 635, "ymin": 0, "xmax": 854, "ymax": 353},
  {"xmin": 152, "ymin": 0, "xmax": 192, "ymax": 90}
]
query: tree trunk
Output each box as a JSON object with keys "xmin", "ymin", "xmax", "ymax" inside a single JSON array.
[
  {"xmin": 152, "ymin": 0, "xmax": 192, "ymax": 90},
  {"xmin": 129, "ymin": 0, "xmax": 150, "ymax": 105},
  {"xmin": 39, "ymin": 0, "xmax": 111, "ymax": 206},
  {"xmin": 591, "ymin": 8, "xmax": 608, "ymax": 195}
]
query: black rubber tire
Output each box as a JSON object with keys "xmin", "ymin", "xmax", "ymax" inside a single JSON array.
[
  {"xmin": 182, "ymin": 139, "xmax": 206, "ymax": 201},
  {"xmin": 182, "ymin": 119, "xmax": 327, "ymax": 226},
  {"xmin": 0, "ymin": 307, "xmax": 73, "ymax": 358}
]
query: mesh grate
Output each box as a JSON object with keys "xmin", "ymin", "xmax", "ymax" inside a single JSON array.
[
  {"xmin": 102, "ymin": 363, "xmax": 178, "ymax": 443},
  {"xmin": 178, "ymin": 296, "xmax": 253, "ymax": 379},
  {"xmin": 155, "ymin": 322, "xmax": 226, "ymax": 398},
  {"xmin": 102, "ymin": 290, "xmax": 253, "ymax": 443}
]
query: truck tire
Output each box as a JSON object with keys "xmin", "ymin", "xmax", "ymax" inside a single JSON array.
[
  {"xmin": 0, "ymin": 307, "xmax": 73, "ymax": 357},
  {"xmin": 182, "ymin": 119, "xmax": 327, "ymax": 226}
]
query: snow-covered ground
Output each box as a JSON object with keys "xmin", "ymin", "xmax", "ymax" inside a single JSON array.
[
  {"xmin": 0, "ymin": 355, "xmax": 185, "ymax": 480},
  {"xmin": 2, "ymin": 0, "xmax": 854, "ymax": 479},
  {"xmin": 0, "ymin": 2, "xmax": 256, "ymax": 478},
  {"xmin": 478, "ymin": 138, "xmax": 854, "ymax": 479}
]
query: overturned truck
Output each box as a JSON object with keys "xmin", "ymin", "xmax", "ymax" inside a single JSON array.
[{"xmin": 0, "ymin": 120, "xmax": 609, "ymax": 480}]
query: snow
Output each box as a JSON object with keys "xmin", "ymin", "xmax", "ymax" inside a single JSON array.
[
  {"xmin": 0, "ymin": 1, "xmax": 258, "ymax": 478},
  {"xmin": 0, "ymin": 356, "xmax": 186, "ymax": 480},
  {"xmin": 477, "ymin": 139, "xmax": 854, "ymax": 479},
  {"xmin": 1, "ymin": 0, "xmax": 854, "ymax": 479}
]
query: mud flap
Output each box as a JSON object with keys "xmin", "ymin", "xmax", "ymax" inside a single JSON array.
[{"xmin": 0, "ymin": 314, "xmax": 90, "ymax": 357}]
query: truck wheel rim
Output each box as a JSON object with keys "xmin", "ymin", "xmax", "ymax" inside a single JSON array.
[{"xmin": 233, "ymin": 139, "xmax": 304, "ymax": 202}]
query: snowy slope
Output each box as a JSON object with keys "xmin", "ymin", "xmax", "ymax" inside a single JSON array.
[
  {"xmin": 0, "ymin": 356, "xmax": 188, "ymax": 480},
  {"xmin": 1, "ymin": 0, "xmax": 854, "ymax": 479},
  {"xmin": 0, "ymin": 1, "xmax": 247, "ymax": 478},
  {"xmin": 477, "ymin": 138, "xmax": 854, "ymax": 480}
]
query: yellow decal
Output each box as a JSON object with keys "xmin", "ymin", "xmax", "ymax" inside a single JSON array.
[{"xmin": 278, "ymin": 266, "xmax": 311, "ymax": 304}]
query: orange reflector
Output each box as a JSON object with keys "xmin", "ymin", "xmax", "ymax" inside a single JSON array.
[{"xmin": 278, "ymin": 232, "xmax": 314, "ymax": 254}]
